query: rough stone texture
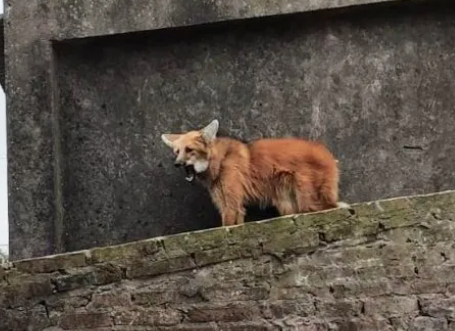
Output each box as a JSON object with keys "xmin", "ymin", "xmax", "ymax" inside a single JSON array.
[
  {"xmin": 6, "ymin": 0, "xmax": 455, "ymax": 259},
  {"xmin": 2, "ymin": 190, "xmax": 455, "ymax": 330}
]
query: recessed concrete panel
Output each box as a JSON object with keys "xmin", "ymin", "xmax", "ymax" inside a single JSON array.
[{"xmin": 6, "ymin": 0, "xmax": 455, "ymax": 259}]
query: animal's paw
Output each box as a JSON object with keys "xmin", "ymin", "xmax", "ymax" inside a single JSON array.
[{"xmin": 336, "ymin": 201, "xmax": 351, "ymax": 209}]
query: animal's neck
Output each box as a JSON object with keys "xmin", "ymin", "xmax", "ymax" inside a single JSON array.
[
  {"xmin": 198, "ymin": 137, "xmax": 235, "ymax": 185},
  {"xmin": 199, "ymin": 144, "xmax": 222, "ymax": 184}
]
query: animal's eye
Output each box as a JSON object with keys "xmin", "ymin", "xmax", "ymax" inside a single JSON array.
[
  {"xmin": 174, "ymin": 149, "xmax": 179, "ymax": 155},
  {"xmin": 185, "ymin": 147, "xmax": 193, "ymax": 153}
]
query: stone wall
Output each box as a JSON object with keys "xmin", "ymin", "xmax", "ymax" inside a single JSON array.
[
  {"xmin": 6, "ymin": 0, "xmax": 455, "ymax": 260},
  {"xmin": 2, "ymin": 190, "xmax": 455, "ymax": 330}
]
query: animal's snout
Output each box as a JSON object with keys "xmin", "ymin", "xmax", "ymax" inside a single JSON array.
[{"xmin": 174, "ymin": 161, "xmax": 184, "ymax": 168}]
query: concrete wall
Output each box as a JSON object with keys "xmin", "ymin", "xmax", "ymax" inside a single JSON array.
[
  {"xmin": 6, "ymin": 0, "xmax": 455, "ymax": 260},
  {"xmin": 1, "ymin": 190, "xmax": 455, "ymax": 330},
  {"xmin": 0, "ymin": 15, "xmax": 5, "ymax": 91}
]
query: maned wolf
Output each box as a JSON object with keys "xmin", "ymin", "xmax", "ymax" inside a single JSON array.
[{"xmin": 161, "ymin": 120, "xmax": 348, "ymax": 227}]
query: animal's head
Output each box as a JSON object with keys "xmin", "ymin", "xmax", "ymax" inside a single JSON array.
[{"xmin": 161, "ymin": 119, "xmax": 219, "ymax": 182}]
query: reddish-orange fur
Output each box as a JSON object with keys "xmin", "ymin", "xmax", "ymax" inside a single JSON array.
[{"xmin": 162, "ymin": 121, "xmax": 343, "ymax": 227}]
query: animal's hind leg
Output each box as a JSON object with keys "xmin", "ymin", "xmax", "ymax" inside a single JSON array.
[
  {"xmin": 274, "ymin": 196, "xmax": 297, "ymax": 216},
  {"xmin": 319, "ymin": 177, "xmax": 339, "ymax": 210},
  {"xmin": 272, "ymin": 170, "xmax": 299, "ymax": 216},
  {"xmin": 236, "ymin": 209, "xmax": 246, "ymax": 225},
  {"xmin": 294, "ymin": 176, "xmax": 321, "ymax": 213},
  {"xmin": 295, "ymin": 175, "xmax": 339, "ymax": 212}
]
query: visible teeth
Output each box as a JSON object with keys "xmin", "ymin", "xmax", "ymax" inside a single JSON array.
[{"xmin": 184, "ymin": 165, "xmax": 195, "ymax": 182}]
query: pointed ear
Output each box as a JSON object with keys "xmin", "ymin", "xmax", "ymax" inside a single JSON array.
[
  {"xmin": 200, "ymin": 119, "xmax": 219, "ymax": 143},
  {"xmin": 161, "ymin": 134, "xmax": 181, "ymax": 149}
]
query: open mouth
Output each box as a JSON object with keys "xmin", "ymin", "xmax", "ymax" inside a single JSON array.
[{"xmin": 184, "ymin": 165, "xmax": 196, "ymax": 182}]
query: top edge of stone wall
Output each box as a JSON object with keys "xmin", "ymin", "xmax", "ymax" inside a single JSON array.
[
  {"xmin": 8, "ymin": 0, "xmax": 422, "ymax": 41},
  {"xmin": 2, "ymin": 190, "xmax": 454, "ymax": 281}
]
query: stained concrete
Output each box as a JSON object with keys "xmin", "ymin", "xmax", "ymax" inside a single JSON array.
[
  {"xmin": 0, "ymin": 14, "xmax": 4, "ymax": 91},
  {"xmin": 51, "ymin": 0, "xmax": 405, "ymax": 40},
  {"xmin": 5, "ymin": 0, "xmax": 455, "ymax": 259}
]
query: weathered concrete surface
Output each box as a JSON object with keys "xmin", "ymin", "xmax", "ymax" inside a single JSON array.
[
  {"xmin": 0, "ymin": 14, "xmax": 5, "ymax": 91},
  {"xmin": 50, "ymin": 0, "xmax": 405, "ymax": 40},
  {"xmin": 6, "ymin": 0, "xmax": 455, "ymax": 259},
  {"xmin": 1, "ymin": 190, "xmax": 455, "ymax": 330}
]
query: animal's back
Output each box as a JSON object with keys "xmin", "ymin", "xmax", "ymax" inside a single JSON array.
[
  {"xmin": 248, "ymin": 138, "xmax": 337, "ymax": 174},
  {"xmin": 247, "ymin": 137, "xmax": 340, "ymax": 212}
]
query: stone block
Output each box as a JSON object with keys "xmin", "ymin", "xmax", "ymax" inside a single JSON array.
[
  {"xmin": 419, "ymin": 295, "xmax": 455, "ymax": 320},
  {"xmin": 52, "ymin": 264, "xmax": 122, "ymax": 292},
  {"xmin": 14, "ymin": 252, "xmax": 88, "ymax": 274},
  {"xmin": 0, "ymin": 308, "xmax": 54, "ymax": 331},
  {"xmin": 168, "ymin": 324, "xmax": 219, "ymax": 331},
  {"xmin": 411, "ymin": 316, "xmax": 448, "ymax": 331},
  {"xmin": 263, "ymin": 300, "xmax": 317, "ymax": 319},
  {"xmin": 90, "ymin": 239, "xmax": 162, "ymax": 264},
  {"xmin": 59, "ymin": 313, "xmax": 112, "ymax": 330},
  {"xmin": 316, "ymin": 299, "xmax": 363, "ymax": 318},
  {"xmin": 113, "ymin": 308, "xmax": 182, "ymax": 326},
  {"xmin": 89, "ymin": 291, "xmax": 132, "ymax": 309},
  {"xmin": 217, "ymin": 322, "xmax": 275, "ymax": 331},
  {"xmin": 186, "ymin": 302, "xmax": 261, "ymax": 323},
  {"xmin": 0, "ymin": 274, "xmax": 53, "ymax": 308},
  {"xmin": 363, "ymin": 296, "xmax": 418, "ymax": 317},
  {"xmin": 335, "ymin": 318, "xmax": 393, "ymax": 331},
  {"xmin": 125, "ymin": 255, "xmax": 196, "ymax": 279}
]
